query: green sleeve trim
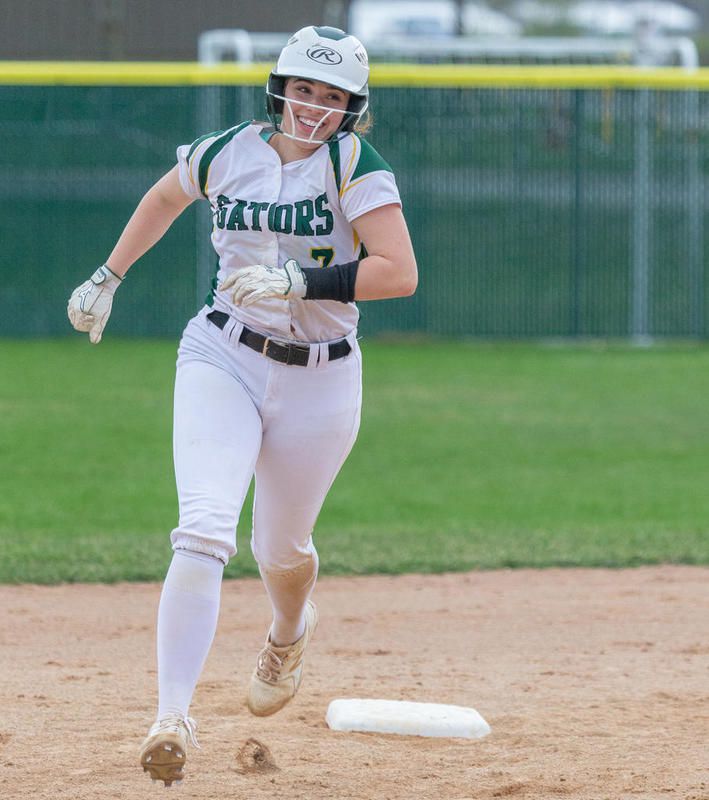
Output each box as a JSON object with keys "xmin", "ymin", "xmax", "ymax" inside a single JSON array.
[
  {"xmin": 328, "ymin": 139, "xmax": 341, "ymax": 194},
  {"xmin": 198, "ymin": 120, "xmax": 251, "ymax": 197},
  {"xmin": 350, "ymin": 137, "xmax": 393, "ymax": 182},
  {"xmin": 187, "ymin": 129, "xmax": 224, "ymax": 164}
]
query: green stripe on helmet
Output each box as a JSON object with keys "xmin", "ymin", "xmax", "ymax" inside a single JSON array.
[{"xmin": 312, "ymin": 26, "xmax": 348, "ymax": 41}]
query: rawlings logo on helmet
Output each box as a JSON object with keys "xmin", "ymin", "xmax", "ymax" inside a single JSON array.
[{"xmin": 306, "ymin": 46, "xmax": 343, "ymax": 65}]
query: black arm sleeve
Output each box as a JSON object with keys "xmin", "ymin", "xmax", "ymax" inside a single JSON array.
[{"xmin": 302, "ymin": 260, "xmax": 360, "ymax": 303}]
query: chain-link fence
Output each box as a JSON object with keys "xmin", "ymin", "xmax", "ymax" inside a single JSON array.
[{"xmin": 1, "ymin": 66, "xmax": 708, "ymax": 339}]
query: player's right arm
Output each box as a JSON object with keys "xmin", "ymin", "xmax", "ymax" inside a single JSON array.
[{"xmin": 67, "ymin": 166, "xmax": 194, "ymax": 343}]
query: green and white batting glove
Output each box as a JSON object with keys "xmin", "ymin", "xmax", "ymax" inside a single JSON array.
[
  {"xmin": 219, "ymin": 259, "xmax": 307, "ymax": 307},
  {"xmin": 67, "ymin": 264, "xmax": 123, "ymax": 344}
]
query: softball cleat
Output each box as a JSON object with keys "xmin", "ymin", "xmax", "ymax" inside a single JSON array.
[
  {"xmin": 247, "ymin": 600, "xmax": 318, "ymax": 716},
  {"xmin": 139, "ymin": 713, "xmax": 199, "ymax": 786}
]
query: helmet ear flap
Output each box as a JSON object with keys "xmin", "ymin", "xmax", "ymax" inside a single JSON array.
[
  {"xmin": 340, "ymin": 94, "xmax": 368, "ymax": 132},
  {"xmin": 266, "ymin": 73, "xmax": 286, "ymax": 124}
]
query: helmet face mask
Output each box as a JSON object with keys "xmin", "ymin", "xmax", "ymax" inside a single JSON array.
[{"xmin": 266, "ymin": 26, "xmax": 369, "ymax": 144}]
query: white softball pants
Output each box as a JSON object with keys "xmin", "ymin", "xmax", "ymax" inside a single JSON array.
[{"xmin": 170, "ymin": 307, "xmax": 362, "ymax": 571}]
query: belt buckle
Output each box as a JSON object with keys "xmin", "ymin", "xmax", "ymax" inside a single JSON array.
[{"xmin": 261, "ymin": 337, "xmax": 270, "ymax": 356}]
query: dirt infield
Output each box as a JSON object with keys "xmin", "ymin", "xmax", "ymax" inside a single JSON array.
[{"xmin": 2, "ymin": 566, "xmax": 707, "ymax": 800}]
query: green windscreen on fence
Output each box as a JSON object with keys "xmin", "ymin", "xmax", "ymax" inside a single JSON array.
[{"xmin": 1, "ymin": 69, "xmax": 707, "ymax": 339}]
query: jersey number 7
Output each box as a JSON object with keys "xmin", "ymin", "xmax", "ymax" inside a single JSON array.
[{"xmin": 310, "ymin": 247, "xmax": 334, "ymax": 268}]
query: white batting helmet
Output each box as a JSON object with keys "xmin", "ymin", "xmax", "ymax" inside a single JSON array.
[{"xmin": 266, "ymin": 26, "xmax": 369, "ymax": 140}]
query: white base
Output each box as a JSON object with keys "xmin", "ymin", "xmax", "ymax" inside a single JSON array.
[{"xmin": 325, "ymin": 698, "xmax": 491, "ymax": 739}]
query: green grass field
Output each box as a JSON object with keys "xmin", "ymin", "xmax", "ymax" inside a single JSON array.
[{"xmin": 2, "ymin": 338, "xmax": 709, "ymax": 584}]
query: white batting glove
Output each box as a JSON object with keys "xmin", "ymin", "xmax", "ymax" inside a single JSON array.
[
  {"xmin": 67, "ymin": 264, "xmax": 123, "ymax": 344},
  {"xmin": 219, "ymin": 259, "xmax": 307, "ymax": 306}
]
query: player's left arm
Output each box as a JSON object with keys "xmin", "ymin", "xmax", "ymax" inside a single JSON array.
[
  {"xmin": 350, "ymin": 203, "xmax": 418, "ymax": 300},
  {"xmin": 221, "ymin": 204, "xmax": 417, "ymax": 306}
]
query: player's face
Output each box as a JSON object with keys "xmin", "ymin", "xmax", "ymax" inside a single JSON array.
[{"xmin": 281, "ymin": 78, "xmax": 350, "ymax": 145}]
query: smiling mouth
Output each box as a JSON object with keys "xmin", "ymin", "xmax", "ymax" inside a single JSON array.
[{"xmin": 297, "ymin": 115, "xmax": 324, "ymax": 131}]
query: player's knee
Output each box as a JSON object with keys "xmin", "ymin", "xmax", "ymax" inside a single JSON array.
[
  {"xmin": 252, "ymin": 536, "xmax": 318, "ymax": 575},
  {"xmin": 172, "ymin": 490, "xmax": 241, "ymax": 564},
  {"xmin": 171, "ymin": 530, "xmax": 234, "ymax": 565}
]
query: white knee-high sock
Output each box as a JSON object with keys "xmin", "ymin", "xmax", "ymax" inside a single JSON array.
[
  {"xmin": 259, "ymin": 552, "xmax": 318, "ymax": 646},
  {"xmin": 156, "ymin": 549, "xmax": 224, "ymax": 719}
]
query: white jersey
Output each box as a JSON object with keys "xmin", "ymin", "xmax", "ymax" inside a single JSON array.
[{"xmin": 176, "ymin": 121, "xmax": 401, "ymax": 343}]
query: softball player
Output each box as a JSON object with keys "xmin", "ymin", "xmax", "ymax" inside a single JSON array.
[{"xmin": 67, "ymin": 25, "xmax": 417, "ymax": 786}]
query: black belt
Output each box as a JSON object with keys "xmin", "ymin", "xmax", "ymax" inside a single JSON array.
[{"xmin": 206, "ymin": 310, "xmax": 351, "ymax": 367}]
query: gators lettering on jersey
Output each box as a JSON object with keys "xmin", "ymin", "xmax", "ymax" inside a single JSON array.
[{"xmin": 176, "ymin": 122, "xmax": 401, "ymax": 343}]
